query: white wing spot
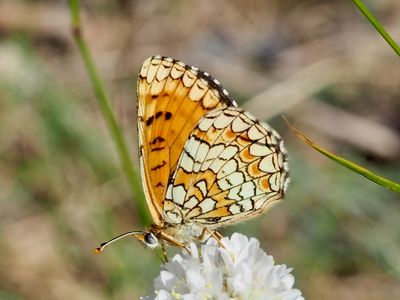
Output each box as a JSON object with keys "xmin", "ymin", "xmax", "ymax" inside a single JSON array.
[
  {"xmin": 184, "ymin": 196, "xmax": 199, "ymax": 209},
  {"xmin": 171, "ymin": 64, "xmax": 185, "ymax": 79},
  {"xmin": 193, "ymin": 162, "xmax": 201, "ymax": 172},
  {"xmin": 185, "ymin": 137, "xmax": 200, "ymax": 159},
  {"xmin": 229, "ymin": 204, "xmax": 241, "ymax": 214},
  {"xmin": 195, "ymin": 142, "xmax": 210, "ymax": 164},
  {"xmin": 269, "ymin": 173, "xmax": 280, "ymax": 191},
  {"xmin": 214, "ymin": 113, "xmax": 235, "ymax": 129},
  {"xmin": 228, "ymin": 186, "xmax": 242, "ymax": 201},
  {"xmin": 231, "ymin": 117, "xmax": 252, "ymax": 132},
  {"xmin": 205, "ymin": 109, "xmax": 223, "ymax": 118},
  {"xmin": 156, "ymin": 61, "xmax": 173, "ymax": 81},
  {"xmin": 210, "ymin": 158, "xmax": 226, "ymax": 173},
  {"xmin": 195, "ymin": 180, "xmax": 208, "ymax": 197},
  {"xmin": 182, "ymin": 70, "xmax": 196, "ymax": 88},
  {"xmin": 204, "ymin": 144, "xmax": 225, "ymax": 161},
  {"xmin": 172, "ymin": 185, "xmax": 187, "ymax": 205},
  {"xmin": 240, "ymin": 199, "xmax": 253, "ymax": 211},
  {"xmin": 219, "ymin": 145, "xmax": 238, "ymax": 160},
  {"xmin": 199, "ymin": 198, "xmax": 216, "ymax": 213},
  {"xmin": 249, "ymin": 143, "xmax": 273, "ymax": 157},
  {"xmin": 198, "ymin": 117, "xmax": 214, "ymax": 131},
  {"xmin": 259, "ymin": 154, "xmax": 277, "ymax": 173},
  {"xmin": 180, "ymin": 152, "xmax": 195, "ymax": 172},
  {"xmin": 217, "ymin": 159, "xmax": 238, "ymax": 180},
  {"xmin": 239, "ymin": 182, "xmax": 256, "ymax": 198},
  {"xmin": 218, "ymin": 172, "xmax": 245, "ymax": 190},
  {"xmin": 166, "ymin": 185, "xmax": 173, "ymax": 200},
  {"xmin": 248, "ymin": 125, "xmax": 265, "ymax": 140},
  {"xmin": 146, "ymin": 61, "xmax": 159, "ymax": 84},
  {"xmin": 189, "ymin": 80, "xmax": 207, "ymax": 101}
]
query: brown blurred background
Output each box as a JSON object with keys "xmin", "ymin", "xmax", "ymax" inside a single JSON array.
[{"xmin": 0, "ymin": 0, "xmax": 399, "ymax": 299}]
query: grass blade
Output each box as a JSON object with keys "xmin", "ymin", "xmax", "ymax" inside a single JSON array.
[
  {"xmin": 352, "ymin": 0, "xmax": 400, "ymax": 56},
  {"xmin": 284, "ymin": 117, "xmax": 400, "ymax": 193},
  {"xmin": 68, "ymin": 0, "xmax": 151, "ymax": 225}
]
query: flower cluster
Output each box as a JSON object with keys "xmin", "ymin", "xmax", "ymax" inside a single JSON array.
[{"xmin": 143, "ymin": 233, "xmax": 304, "ymax": 300}]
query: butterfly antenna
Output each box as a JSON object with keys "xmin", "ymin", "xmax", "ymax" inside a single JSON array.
[{"xmin": 94, "ymin": 231, "xmax": 143, "ymax": 254}]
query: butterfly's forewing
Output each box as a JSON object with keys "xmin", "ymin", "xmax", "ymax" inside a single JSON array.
[
  {"xmin": 137, "ymin": 56, "xmax": 235, "ymax": 225},
  {"xmin": 164, "ymin": 107, "xmax": 289, "ymax": 226}
]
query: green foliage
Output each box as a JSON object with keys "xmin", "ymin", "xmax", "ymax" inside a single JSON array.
[
  {"xmin": 285, "ymin": 118, "xmax": 400, "ymax": 192},
  {"xmin": 352, "ymin": 0, "xmax": 400, "ymax": 56}
]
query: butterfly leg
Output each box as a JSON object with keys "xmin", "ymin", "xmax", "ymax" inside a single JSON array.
[
  {"xmin": 213, "ymin": 230, "xmax": 224, "ymax": 240},
  {"xmin": 159, "ymin": 231, "xmax": 192, "ymax": 256},
  {"xmin": 197, "ymin": 227, "xmax": 209, "ymax": 242},
  {"xmin": 201, "ymin": 228, "xmax": 226, "ymax": 249},
  {"xmin": 205, "ymin": 228, "xmax": 239, "ymax": 261}
]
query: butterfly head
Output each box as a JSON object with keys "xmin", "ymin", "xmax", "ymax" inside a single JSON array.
[{"xmin": 136, "ymin": 231, "xmax": 160, "ymax": 249}]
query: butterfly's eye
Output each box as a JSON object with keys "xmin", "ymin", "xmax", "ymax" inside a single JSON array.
[{"xmin": 143, "ymin": 232, "xmax": 159, "ymax": 248}]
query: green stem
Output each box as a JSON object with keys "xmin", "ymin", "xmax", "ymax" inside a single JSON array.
[
  {"xmin": 352, "ymin": 0, "xmax": 400, "ymax": 56},
  {"xmin": 68, "ymin": 0, "xmax": 151, "ymax": 226},
  {"xmin": 284, "ymin": 117, "xmax": 400, "ymax": 193}
]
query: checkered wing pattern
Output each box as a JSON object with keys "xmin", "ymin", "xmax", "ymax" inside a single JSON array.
[
  {"xmin": 164, "ymin": 107, "xmax": 289, "ymax": 226},
  {"xmin": 137, "ymin": 56, "xmax": 236, "ymax": 225}
]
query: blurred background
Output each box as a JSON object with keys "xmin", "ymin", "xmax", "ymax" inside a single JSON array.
[{"xmin": 0, "ymin": 0, "xmax": 399, "ymax": 299}]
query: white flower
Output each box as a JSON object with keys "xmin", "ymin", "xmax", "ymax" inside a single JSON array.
[{"xmin": 143, "ymin": 233, "xmax": 304, "ymax": 300}]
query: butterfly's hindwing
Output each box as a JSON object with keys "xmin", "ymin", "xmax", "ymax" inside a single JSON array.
[{"xmin": 164, "ymin": 107, "xmax": 289, "ymax": 226}]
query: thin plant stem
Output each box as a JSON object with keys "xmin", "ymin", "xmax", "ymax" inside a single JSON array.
[
  {"xmin": 68, "ymin": 0, "xmax": 151, "ymax": 226},
  {"xmin": 352, "ymin": 0, "xmax": 400, "ymax": 56},
  {"xmin": 284, "ymin": 117, "xmax": 400, "ymax": 193}
]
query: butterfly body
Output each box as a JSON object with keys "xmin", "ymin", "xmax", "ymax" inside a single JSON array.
[{"xmin": 148, "ymin": 222, "xmax": 205, "ymax": 247}]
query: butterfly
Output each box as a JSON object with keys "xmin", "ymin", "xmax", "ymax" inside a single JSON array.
[{"xmin": 95, "ymin": 56, "xmax": 289, "ymax": 258}]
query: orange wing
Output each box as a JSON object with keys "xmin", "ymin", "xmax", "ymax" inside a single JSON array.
[{"xmin": 137, "ymin": 56, "xmax": 236, "ymax": 225}]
